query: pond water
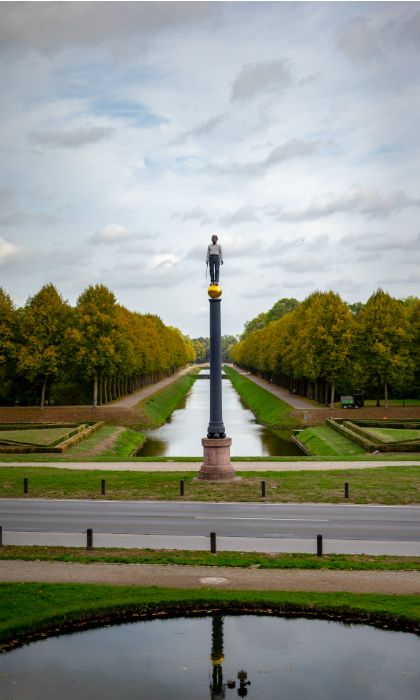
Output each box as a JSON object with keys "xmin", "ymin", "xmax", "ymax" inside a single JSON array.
[
  {"xmin": 1, "ymin": 615, "xmax": 419, "ymax": 699},
  {"xmin": 138, "ymin": 371, "xmax": 302, "ymax": 456}
]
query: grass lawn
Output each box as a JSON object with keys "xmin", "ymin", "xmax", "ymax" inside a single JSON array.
[
  {"xmin": 223, "ymin": 366, "xmax": 299, "ymax": 428},
  {"xmin": 1, "ymin": 545, "xmax": 419, "ymax": 571},
  {"xmin": 0, "ymin": 427, "xmax": 75, "ymax": 446},
  {"xmin": 1, "ymin": 465, "xmax": 419, "ymax": 504},
  {"xmin": 362, "ymin": 428, "xmax": 420, "ymax": 443},
  {"xmin": 297, "ymin": 425, "xmax": 365, "ymax": 456},
  {"xmin": 1, "ymin": 583, "xmax": 419, "ymax": 651}
]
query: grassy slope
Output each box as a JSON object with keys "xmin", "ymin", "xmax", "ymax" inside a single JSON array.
[
  {"xmin": 298, "ymin": 425, "xmax": 365, "ymax": 456},
  {"xmin": 223, "ymin": 366, "xmax": 299, "ymax": 428},
  {"xmin": 0, "ymin": 584, "xmax": 419, "ymax": 652},
  {"xmin": 0, "ymin": 427, "xmax": 74, "ymax": 445},
  {"xmin": 1, "ymin": 465, "xmax": 420, "ymax": 503},
  {"xmin": 134, "ymin": 370, "xmax": 199, "ymax": 429},
  {"xmin": 363, "ymin": 428, "xmax": 420, "ymax": 443}
]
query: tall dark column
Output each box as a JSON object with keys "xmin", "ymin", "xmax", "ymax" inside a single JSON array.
[
  {"xmin": 207, "ymin": 298, "xmax": 226, "ymax": 438},
  {"xmin": 198, "ymin": 284, "xmax": 236, "ymax": 482}
]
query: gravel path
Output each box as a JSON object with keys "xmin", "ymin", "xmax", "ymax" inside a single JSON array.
[
  {"xmin": 1, "ymin": 460, "xmax": 419, "ymax": 471},
  {"xmin": 1, "ymin": 560, "xmax": 419, "ymax": 594},
  {"xmin": 103, "ymin": 366, "xmax": 193, "ymax": 408}
]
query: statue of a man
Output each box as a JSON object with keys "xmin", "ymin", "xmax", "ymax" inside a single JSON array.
[{"xmin": 206, "ymin": 234, "xmax": 223, "ymax": 285}]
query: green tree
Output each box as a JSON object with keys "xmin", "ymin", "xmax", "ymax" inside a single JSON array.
[
  {"xmin": 0, "ymin": 288, "xmax": 17, "ymax": 404},
  {"xmin": 241, "ymin": 298, "xmax": 299, "ymax": 338},
  {"xmin": 356, "ymin": 289, "xmax": 413, "ymax": 408},
  {"xmin": 17, "ymin": 284, "xmax": 71, "ymax": 408},
  {"xmin": 69, "ymin": 285, "xmax": 118, "ymax": 407}
]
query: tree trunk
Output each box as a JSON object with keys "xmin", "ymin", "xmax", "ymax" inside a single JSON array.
[
  {"xmin": 103, "ymin": 376, "xmax": 108, "ymax": 405},
  {"xmin": 40, "ymin": 376, "xmax": 47, "ymax": 409},
  {"xmin": 93, "ymin": 372, "xmax": 98, "ymax": 408},
  {"xmin": 98, "ymin": 375, "xmax": 103, "ymax": 406},
  {"xmin": 384, "ymin": 380, "xmax": 388, "ymax": 409},
  {"xmin": 330, "ymin": 381, "xmax": 335, "ymax": 409}
]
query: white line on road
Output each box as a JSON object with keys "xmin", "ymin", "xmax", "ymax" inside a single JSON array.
[{"xmin": 195, "ymin": 516, "xmax": 330, "ymax": 522}]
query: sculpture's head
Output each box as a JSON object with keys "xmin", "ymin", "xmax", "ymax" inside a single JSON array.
[
  {"xmin": 211, "ymin": 234, "xmax": 218, "ymax": 243},
  {"xmin": 208, "ymin": 284, "xmax": 222, "ymax": 298}
]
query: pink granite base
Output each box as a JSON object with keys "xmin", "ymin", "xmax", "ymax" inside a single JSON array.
[{"xmin": 197, "ymin": 437, "xmax": 237, "ymax": 481}]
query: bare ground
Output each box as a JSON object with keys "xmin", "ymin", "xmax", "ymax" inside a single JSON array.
[{"xmin": 1, "ymin": 560, "xmax": 420, "ymax": 594}]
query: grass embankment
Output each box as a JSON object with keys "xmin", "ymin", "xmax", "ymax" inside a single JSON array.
[
  {"xmin": 134, "ymin": 369, "xmax": 199, "ymax": 429},
  {"xmin": 64, "ymin": 425, "xmax": 146, "ymax": 458},
  {"xmin": 0, "ymin": 427, "xmax": 73, "ymax": 445},
  {"xmin": 1, "ymin": 546, "xmax": 419, "ymax": 571},
  {"xmin": 297, "ymin": 425, "xmax": 365, "ymax": 456},
  {"xmin": 223, "ymin": 365, "xmax": 299, "ymax": 428},
  {"xmin": 1, "ymin": 583, "xmax": 419, "ymax": 652},
  {"xmin": 1, "ymin": 465, "xmax": 419, "ymax": 503},
  {"xmin": 363, "ymin": 428, "xmax": 420, "ymax": 443}
]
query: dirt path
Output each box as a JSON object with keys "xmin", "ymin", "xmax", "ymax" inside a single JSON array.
[
  {"xmin": 1, "ymin": 560, "xmax": 419, "ymax": 594},
  {"xmin": 234, "ymin": 367, "xmax": 320, "ymax": 410},
  {"xmin": 103, "ymin": 366, "xmax": 193, "ymax": 408}
]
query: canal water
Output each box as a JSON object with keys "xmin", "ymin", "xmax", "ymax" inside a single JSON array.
[
  {"xmin": 138, "ymin": 370, "xmax": 302, "ymax": 457},
  {"xmin": 1, "ymin": 615, "xmax": 418, "ymax": 699}
]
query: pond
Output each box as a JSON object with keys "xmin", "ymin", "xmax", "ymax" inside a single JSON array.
[
  {"xmin": 1, "ymin": 615, "xmax": 419, "ymax": 699},
  {"xmin": 138, "ymin": 370, "xmax": 302, "ymax": 457}
]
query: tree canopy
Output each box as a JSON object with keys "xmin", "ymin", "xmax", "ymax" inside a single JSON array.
[{"xmin": 1, "ymin": 283, "xmax": 195, "ymax": 407}]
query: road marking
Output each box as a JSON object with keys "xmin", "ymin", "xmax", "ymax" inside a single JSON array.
[{"xmin": 195, "ymin": 516, "xmax": 330, "ymax": 522}]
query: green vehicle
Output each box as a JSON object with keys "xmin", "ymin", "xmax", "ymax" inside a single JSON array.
[{"xmin": 340, "ymin": 392, "xmax": 365, "ymax": 408}]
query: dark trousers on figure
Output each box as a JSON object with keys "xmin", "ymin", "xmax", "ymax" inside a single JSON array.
[{"xmin": 209, "ymin": 254, "xmax": 220, "ymax": 284}]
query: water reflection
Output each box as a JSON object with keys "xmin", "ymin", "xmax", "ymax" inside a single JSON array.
[
  {"xmin": 1, "ymin": 615, "xmax": 419, "ymax": 700},
  {"xmin": 138, "ymin": 371, "xmax": 302, "ymax": 457}
]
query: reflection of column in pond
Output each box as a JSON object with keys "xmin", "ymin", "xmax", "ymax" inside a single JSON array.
[
  {"xmin": 198, "ymin": 284, "xmax": 236, "ymax": 481},
  {"xmin": 209, "ymin": 615, "xmax": 225, "ymax": 699}
]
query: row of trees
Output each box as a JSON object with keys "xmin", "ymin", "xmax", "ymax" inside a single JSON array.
[
  {"xmin": 0, "ymin": 284, "xmax": 195, "ymax": 407},
  {"xmin": 231, "ymin": 290, "xmax": 420, "ymax": 408},
  {"xmin": 192, "ymin": 335, "xmax": 238, "ymax": 363}
]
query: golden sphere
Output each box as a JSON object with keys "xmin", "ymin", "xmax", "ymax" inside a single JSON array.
[{"xmin": 208, "ymin": 284, "xmax": 222, "ymax": 298}]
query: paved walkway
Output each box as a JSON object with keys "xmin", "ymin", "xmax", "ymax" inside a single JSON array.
[
  {"xmin": 1, "ymin": 560, "xmax": 419, "ymax": 594},
  {"xmin": 102, "ymin": 366, "xmax": 193, "ymax": 408},
  {"xmin": 1, "ymin": 460, "xmax": 419, "ymax": 471},
  {"xmin": 233, "ymin": 367, "xmax": 321, "ymax": 410}
]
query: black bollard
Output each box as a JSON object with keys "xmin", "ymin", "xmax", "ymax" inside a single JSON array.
[
  {"xmin": 101, "ymin": 479, "xmax": 106, "ymax": 495},
  {"xmin": 0, "ymin": 526, "xmax": 2, "ymax": 547},
  {"xmin": 87, "ymin": 528, "xmax": 93, "ymax": 550},
  {"xmin": 210, "ymin": 531, "xmax": 217, "ymax": 554},
  {"xmin": 317, "ymin": 534, "xmax": 323, "ymax": 557},
  {"xmin": 261, "ymin": 480, "xmax": 266, "ymax": 498},
  {"xmin": 344, "ymin": 482, "xmax": 349, "ymax": 499},
  {"xmin": 180, "ymin": 479, "xmax": 185, "ymax": 497},
  {"xmin": 23, "ymin": 477, "xmax": 28, "ymax": 495}
]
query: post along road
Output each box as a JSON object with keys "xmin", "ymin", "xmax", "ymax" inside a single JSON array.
[{"xmin": 1, "ymin": 499, "xmax": 420, "ymax": 555}]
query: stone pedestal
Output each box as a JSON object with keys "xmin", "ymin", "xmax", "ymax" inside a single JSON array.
[{"xmin": 197, "ymin": 437, "xmax": 237, "ymax": 481}]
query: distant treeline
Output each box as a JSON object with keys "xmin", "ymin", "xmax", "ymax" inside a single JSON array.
[
  {"xmin": 231, "ymin": 290, "xmax": 420, "ymax": 407},
  {"xmin": 191, "ymin": 335, "xmax": 238, "ymax": 363},
  {"xmin": 0, "ymin": 284, "xmax": 195, "ymax": 407}
]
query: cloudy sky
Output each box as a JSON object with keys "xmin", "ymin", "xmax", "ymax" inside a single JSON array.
[{"xmin": 1, "ymin": 1, "xmax": 419, "ymax": 337}]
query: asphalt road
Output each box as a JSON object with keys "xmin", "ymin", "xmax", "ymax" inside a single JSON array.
[{"xmin": 2, "ymin": 499, "xmax": 420, "ymax": 541}]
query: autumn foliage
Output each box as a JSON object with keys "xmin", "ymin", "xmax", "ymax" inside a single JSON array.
[
  {"xmin": 231, "ymin": 290, "xmax": 419, "ymax": 408},
  {"xmin": 0, "ymin": 284, "xmax": 195, "ymax": 407}
]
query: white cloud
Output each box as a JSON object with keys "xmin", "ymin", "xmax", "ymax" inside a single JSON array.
[
  {"xmin": 29, "ymin": 126, "xmax": 114, "ymax": 148},
  {"xmin": 336, "ymin": 16, "xmax": 381, "ymax": 63},
  {"xmin": 270, "ymin": 186, "xmax": 420, "ymax": 222},
  {"xmin": 230, "ymin": 59, "xmax": 293, "ymax": 101},
  {"xmin": 92, "ymin": 224, "xmax": 130, "ymax": 243},
  {"xmin": 0, "ymin": 235, "xmax": 23, "ymax": 264}
]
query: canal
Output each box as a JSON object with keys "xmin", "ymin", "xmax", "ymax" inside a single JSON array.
[{"xmin": 137, "ymin": 370, "xmax": 302, "ymax": 457}]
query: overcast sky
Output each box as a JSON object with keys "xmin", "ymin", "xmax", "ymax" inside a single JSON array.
[{"xmin": 1, "ymin": 1, "xmax": 419, "ymax": 337}]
